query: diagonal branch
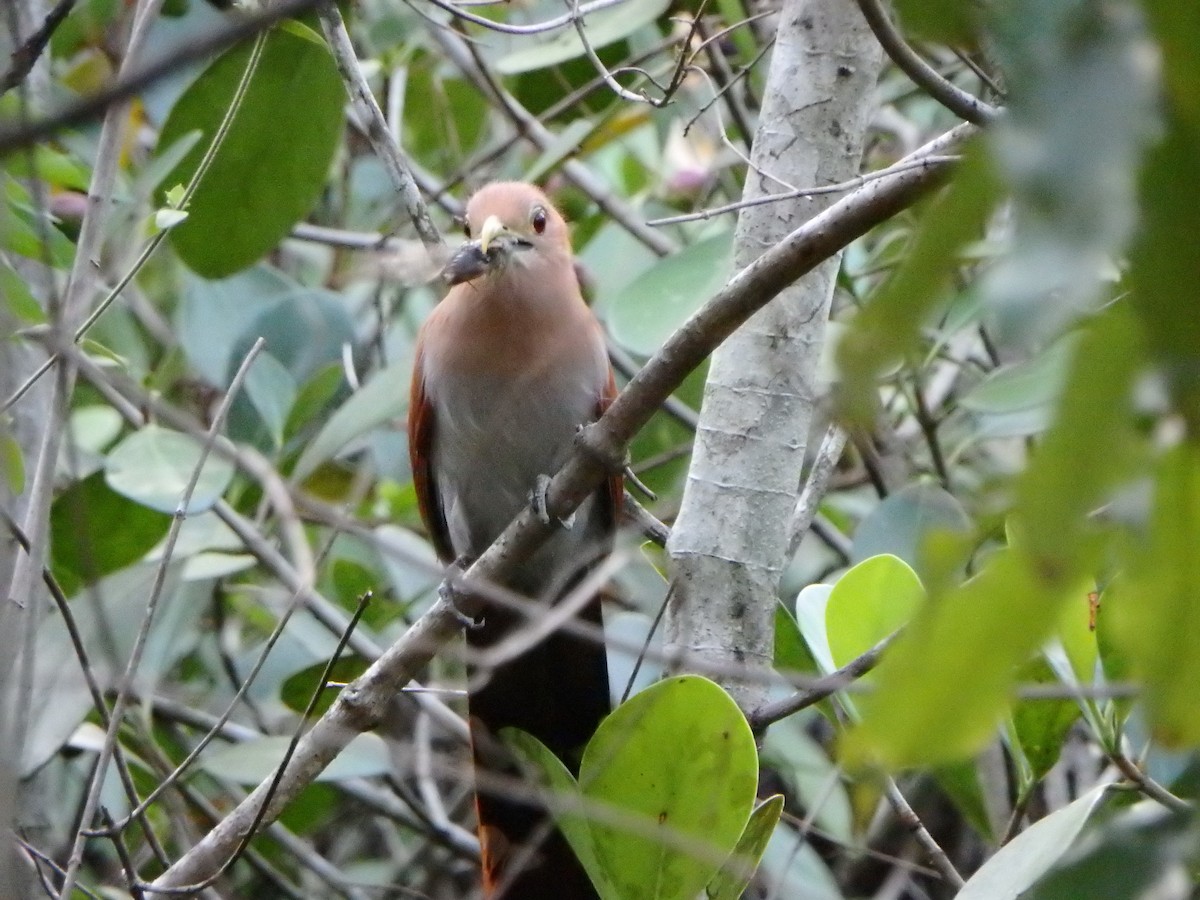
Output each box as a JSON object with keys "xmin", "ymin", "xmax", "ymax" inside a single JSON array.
[
  {"xmin": 147, "ymin": 122, "xmax": 973, "ymax": 892},
  {"xmin": 855, "ymin": 0, "xmax": 998, "ymax": 125},
  {"xmin": 0, "ymin": 0, "xmax": 77, "ymax": 97},
  {"xmin": 316, "ymin": 0, "xmax": 445, "ymax": 253}
]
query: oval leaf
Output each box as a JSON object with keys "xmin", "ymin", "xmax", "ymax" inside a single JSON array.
[
  {"xmin": 198, "ymin": 733, "xmax": 391, "ymax": 784},
  {"xmin": 705, "ymin": 794, "xmax": 784, "ymax": 900},
  {"xmin": 851, "ymin": 481, "xmax": 972, "ymax": 580},
  {"xmin": 105, "ymin": 424, "xmax": 235, "ymax": 514},
  {"xmin": 580, "ymin": 675, "xmax": 759, "ymax": 900},
  {"xmin": 606, "ymin": 231, "xmax": 732, "ymax": 357},
  {"xmin": 957, "ymin": 785, "xmax": 1109, "ymax": 899},
  {"xmin": 494, "ymin": 0, "xmax": 670, "ymax": 74},
  {"xmin": 826, "ymin": 554, "xmax": 924, "ymax": 671},
  {"xmin": 156, "ymin": 26, "xmax": 345, "ymax": 277}
]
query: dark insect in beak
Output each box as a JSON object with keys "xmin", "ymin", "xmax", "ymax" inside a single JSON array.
[
  {"xmin": 441, "ymin": 240, "xmax": 497, "ymax": 286},
  {"xmin": 440, "ymin": 236, "xmax": 534, "ymax": 286}
]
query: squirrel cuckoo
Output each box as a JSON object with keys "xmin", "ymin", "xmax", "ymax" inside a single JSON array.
[{"xmin": 408, "ymin": 182, "xmax": 619, "ymax": 898}]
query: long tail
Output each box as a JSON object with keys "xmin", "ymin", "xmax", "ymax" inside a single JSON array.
[{"xmin": 466, "ymin": 594, "xmax": 610, "ymax": 898}]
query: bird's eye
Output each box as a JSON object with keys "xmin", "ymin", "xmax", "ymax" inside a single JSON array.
[
  {"xmin": 531, "ymin": 206, "xmax": 547, "ymax": 234},
  {"xmin": 462, "ymin": 218, "xmax": 471, "ymax": 239}
]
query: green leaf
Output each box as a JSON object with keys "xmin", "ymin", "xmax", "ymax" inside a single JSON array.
[
  {"xmin": 198, "ymin": 733, "xmax": 391, "ymax": 784},
  {"xmin": 837, "ymin": 148, "xmax": 999, "ymax": 421},
  {"xmin": 105, "ymin": 424, "xmax": 235, "ymax": 515},
  {"xmin": 956, "ymin": 786, "xmax": 1109, "ymax": 899},
  {"xmin": 1022, "ymin": 801, "xmax": 1195, "ymax": 900},
  {"xmin": 756, "ymin": 823, "xmax": 844, "ymax": 900},
  {"xmin": 605, "ymin": 231, "xmax": 732, "ymax": 357},
  {"xmin": 893, "ymin": 0, "xmax": 977, "ymax": 43},
  {"xmin": 935, "ymin": 759, "xmax": 996, "ymax": 842},
  {"xmin": 773, "ymin": 603, "xmax": 818, "ymax": 677},
  {"xmin": 1011, "ymin": 657, "xmax": 1082, "ymax": 786},
  {"xmin": 156, "ymin": 26, "xmax": 345, "ymax": 277},
  {"xmin": 785, "ymin": 588, "xmax": 840, "ymax": 725},
  {"xmin": 847, "ymin": 547, "xmax": 1063, "ymax": 769},
  {"xmin": 13, "ymin": 563, "xmax": 188, "ymax": 774},
  {"xmin": 581, "ymin": 676, "xmax": 758, "ymax": 900},
  {"xmin": 152, "ymin": 207, "xmax": 188, "ymax": 231},
  {"xmin": 705, "ymin": 795, "xmax": 783, "ymax": 900},
  {"xmin": 1093, "ymin": 580, "xmax": 1135, "ymax": 730},
  {"xmin": 1, "ymin": 433, "xmax": 25, "ymax": 495},
  {"xmin": 293, "ymin": 362, "xmax": 411, "ymax": 480},
  {"xmin": 982, "ymin": 0, "xmax": 1156, "ymax": 349},
  {"xmin": 3, "ymin": 144, "xmax": 90, "ymax": 190},
  {"xmin": 2, "ymin": 176, "xmax": 77, "ymax": 268},
  {"xmin": 176, "ymin": 266, "xmax": 294, "ymax": 387},
  {"xmin": 281, "ymin": 656, "xmax": 370, "ymax": 718},
  {"xmin": 1143, "ymin": 1, "xmax": 1200, "ymax": 128},
  {"xmin": 1108, "ymin": 443, "xmax": 1200, "ymax": 746},
  {"xmin": 503, "ymin": 729, "xmax": 614, "ymax": 897},
  {"xmin": 959, "ymin": 332, "xmax": 1080, "ymax": 415},
  {"xmin": 510, "ymin": 676, "xmax": 760, "ymax": 900},
  {"xmin": 1052, "ymin": 575, "xmax": 1100, "ymax": 687},
  {"xmin": 176, "ymin": 267, "xmax": 355, "ymax": 395},
  {"xmin": 494, "ymin": 0, "xmax": 670, "ymax": 74},
  {"xmin": 851, "ymin": 483, "xmax": 972, "ymax": 583},
  {"xmin": 826, "ymin": 554, "xmax": 924, "ymax": 672},
  {"xmin": 1, "ymin": 258, "xmax": 45, "ymax": 324},
  {"xmin": 1128, "ymin": 117, "xmax": 1200, "ymax": 425},
  {"xmin": 284, "ymin": 363, "xmax": 345, "ymax": 440},
  {"xmin": 1015, "ymin": 306, "xmax": 1141, "ymax": 583},
  {"xmin": 243, "ymin": 351, "xmax": 297, "ymax": 449},
  {"xmin": 760, "ymin": 718, "xmax": 851, "ymax": 843},
  {"xmin": 50, "ymin": 472, "xmax": 172, "ymax": 594},
  {"xmin": 794, "ymin": 583, "xmax": 836, "ymax": 676}
]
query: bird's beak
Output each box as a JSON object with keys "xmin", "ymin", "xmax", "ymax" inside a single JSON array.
[{"xmin": 478, "ymin": 215, "xmax": 509, "ymax": 254}]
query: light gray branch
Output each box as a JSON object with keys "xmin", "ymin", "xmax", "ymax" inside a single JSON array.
[{"xmin": 147, "ymin": 125, "xmax": 969, "ymax": 891}]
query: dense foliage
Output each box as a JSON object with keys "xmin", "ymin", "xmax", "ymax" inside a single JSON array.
[{"xmin": 2, "ymin": 0, "xmax": 1199, "ymax": 897}]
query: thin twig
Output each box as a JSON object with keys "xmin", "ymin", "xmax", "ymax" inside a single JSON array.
[
  {"xmin": 57, "ymin": 338, "xmax": 264, "ymax": 898},
  {"xmin": 0, "ymin": 0, "xmax": 76, "ymax": 96},
  {"xmin": 317, "ymin": 0, "xmax": 444, "ymax": 252},
  {"xmin": 423, "ymin": 0, "xmax": 625, "ymax": 35},
  {"xmin": 885, "ymin": 778, "xmax": 965, "ymax": 887},
  {"xmin": 648, "ymin": 155, "xmax": 962, "ymax": 226},
  {"xmin": 148, "ymin": 123, "xmax": 970, "ymax": 892},
  {"xmin": 4, "ymin": 30, "xmax": 268, "ymax": 413},
  {"xmin": 0, "ymin": 0, "xmax": 325, "ymax": 155},
  {"xmin": 788, "ymin": 424, "xmax": 848, "ymax": 555},
  {"xmin": 749, "ymin": 631, "xmax": 898, "ymax": 730},
  {"xmin": 567, "ymin": 0, "xmax": 694, "ymax": 106},
  {"xmin": 216, "ymin": 594, "xmax": 373, "ymax": 888},
  {"xmin": 623, "ymin": 494, "xmax": 671, "ymax": 546},
  {"xmin": 4, "ymin": 514, "xmax": 169, "ymax": 866},
  {"xmin": 430, "ymin": 22, "xmax": 678, "ymax": 257},
  {"xmin": 1110, "ymin": 750, "xmax": 1191, "ymax": 813},
  {"xmin": 854, "ymin": 0, "xmax": 997, "ymax": 125}
]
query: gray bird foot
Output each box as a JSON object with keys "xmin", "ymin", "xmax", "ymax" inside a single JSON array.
[
  {"xmin": 438, "ymin": 557, "xmax": 482, "ymax": 630},
  {"xmin": 532, "ymin": 474, "xmax": 575, "ymax": 530}
]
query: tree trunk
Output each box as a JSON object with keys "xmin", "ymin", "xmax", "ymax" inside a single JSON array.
[{"xmin": 666, "ymin": 0, "xmax": 882, "ymax": 712}]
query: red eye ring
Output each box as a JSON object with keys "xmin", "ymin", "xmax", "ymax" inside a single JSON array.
[{"xmin": 531, "ymin": 206, "xmax": 547, "ymax": 234}]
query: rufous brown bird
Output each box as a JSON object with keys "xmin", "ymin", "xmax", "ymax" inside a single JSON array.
[{"xmin": 408, "ymin": 182, "xmax": 620, "ymax": 898}]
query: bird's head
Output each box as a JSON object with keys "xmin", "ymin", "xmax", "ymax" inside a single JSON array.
[{"xmin": 442, "ymin": 182, "xmax": 570, "ymax": 286}]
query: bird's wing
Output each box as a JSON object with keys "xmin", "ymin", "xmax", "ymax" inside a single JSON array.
[
  {"xmin": 408, "ymin": 343, "xmax": 455, "ymax": 562},
  {"xmin": 597, "ymin": 362, "xmax": 624, "ymax": 527}
]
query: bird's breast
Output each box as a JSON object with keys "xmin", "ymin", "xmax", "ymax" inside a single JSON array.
[{"xmin": 428, "ymin": 358, "xmax": 606, "ymax": 575}]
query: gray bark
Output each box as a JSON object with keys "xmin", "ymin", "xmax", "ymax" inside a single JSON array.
[{"xmin": 666, "ymin": 0, "xmax": 882, "ymax": 711}]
